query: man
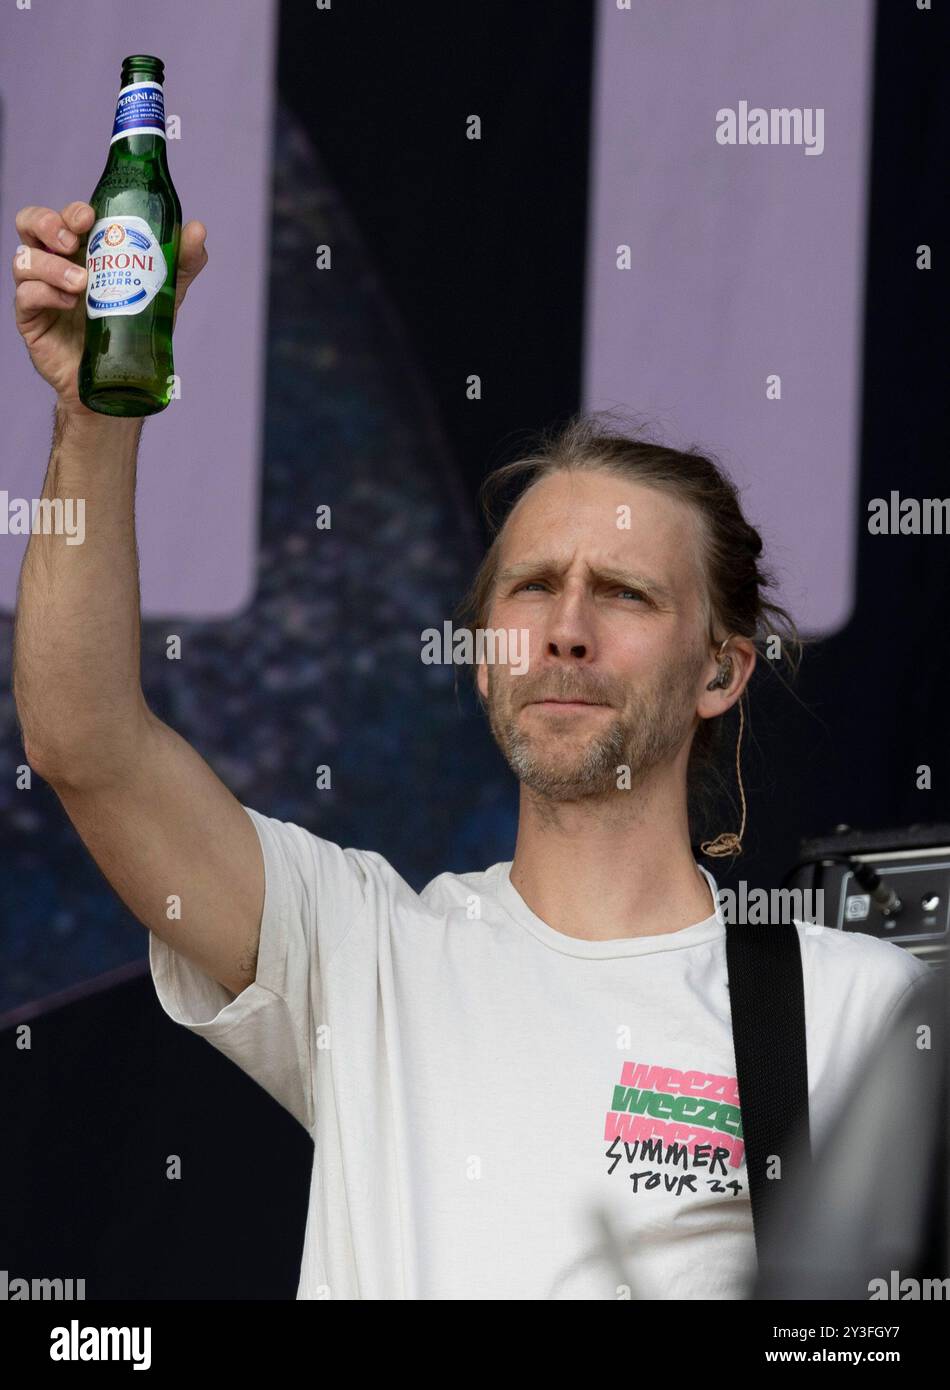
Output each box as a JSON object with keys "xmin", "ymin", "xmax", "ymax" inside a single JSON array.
[{"xmin": 12, "ymin": 201, "xmax": 928, "ymax": 1300}]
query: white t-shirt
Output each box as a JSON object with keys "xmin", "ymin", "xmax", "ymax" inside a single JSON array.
[{"xmin": 148, "ymin": 805, "xmax": 930, "ymax": 1300}]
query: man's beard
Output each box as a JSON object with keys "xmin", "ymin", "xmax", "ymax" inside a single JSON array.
[{"xmin": 484, "ymin": 650, "xmax": 704, "ymax": 803}]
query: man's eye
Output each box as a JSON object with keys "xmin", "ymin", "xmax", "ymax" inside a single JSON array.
[{"xmin": 513, "ymin": 583, "xmax": 646, "ymax": 600}]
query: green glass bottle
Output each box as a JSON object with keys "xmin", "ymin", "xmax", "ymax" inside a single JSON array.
[{"xmin": 78, "ymin": 55, "xmax": 181, "ymax": 417}]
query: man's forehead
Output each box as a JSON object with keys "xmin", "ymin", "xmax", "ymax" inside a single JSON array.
[
  {"xmin": 505, "ymin": 470, "xmax": 693, "ymax": 536},
  {"xmin": 497, "ymin": 474, "xmax": 701, "ymax": 596}
]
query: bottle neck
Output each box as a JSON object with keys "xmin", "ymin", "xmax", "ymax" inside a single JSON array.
[
  {"xmin": 107, "ymin": 133, "xmax": 167, "ymax": 165},
  {"xmin": 109, "ymin": 79, "xmax": 167, "ymax": 157}
]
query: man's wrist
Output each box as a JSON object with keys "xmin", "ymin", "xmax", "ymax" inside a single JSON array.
[{"xmin": 54, "ymin": 399, "xmax": 145, "ymax": 445}]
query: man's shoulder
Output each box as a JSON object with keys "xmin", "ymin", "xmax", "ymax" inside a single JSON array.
[
  {"xmin": 419, "ymin": 861, "xmax": 510, "ymax": 914},
  {"xmin": 792, "ymin": 918, "xmax": 929, "ymax": 975},
  {"xmin": 243, "ymin": 803, "xmax": 510, "ymax": 924},
  {"xmin": 791, "ymin": 918, "xmax": 931, "ymax": 1013}
]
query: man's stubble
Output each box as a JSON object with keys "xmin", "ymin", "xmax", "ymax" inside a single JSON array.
[{"xmin": 484, "ymin": 643, "xmax": 706, "ymax": 805}]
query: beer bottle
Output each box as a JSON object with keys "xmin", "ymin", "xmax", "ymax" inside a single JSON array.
[{"xmin": 78, "ymin": 55, "xmax": 181, "ymax": 417}]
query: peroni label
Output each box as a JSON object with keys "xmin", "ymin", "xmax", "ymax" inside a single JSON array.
[
  {"xmin": 85, "ymin": 216, "xmax": 168, "ymax": 318},
  {"xmin": 110, "ymin": 81, "xmax": 166, "ymax": 143}
]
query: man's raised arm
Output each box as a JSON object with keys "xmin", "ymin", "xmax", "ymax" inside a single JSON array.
[{"xmin": 12, "ymin": 201, "xmax": 263, "ymax": 998}]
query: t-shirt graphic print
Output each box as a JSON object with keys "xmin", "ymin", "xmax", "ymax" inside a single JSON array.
[{"xmin": 605, "ymin": 1059, "xmax": 745, "ymax": 1194}]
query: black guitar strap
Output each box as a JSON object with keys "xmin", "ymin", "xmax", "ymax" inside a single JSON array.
[{"xmin": 725, "ymin": 920, "xmax": 812, "ymax": 1266}]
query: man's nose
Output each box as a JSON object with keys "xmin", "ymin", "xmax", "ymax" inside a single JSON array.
[
  {"xmin": 544, "ymin": 594, "xmax": 596, "ymax": 661},
  {"xmin": 547, "ymin": 637, "xmax": 588, "ymax": 659}
]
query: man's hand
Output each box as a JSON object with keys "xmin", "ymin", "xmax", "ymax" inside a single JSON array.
[{"xmin": 12, "ymin": 201, "xmax": 208, "ymax": 417}]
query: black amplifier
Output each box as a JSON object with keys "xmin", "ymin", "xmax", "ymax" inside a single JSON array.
[{"xmin": 782, "ymin": 822, "xmax": 950, "ymax": 967}]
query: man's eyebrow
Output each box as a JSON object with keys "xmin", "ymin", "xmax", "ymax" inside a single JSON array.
[{"xmin": 496, "ymin": 560, "xmax": 675, "ymax": 604}]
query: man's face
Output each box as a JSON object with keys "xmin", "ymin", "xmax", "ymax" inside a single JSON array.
[{"xmin": 477, "ymin": 469, "xmax": 711, "ymax": 801}]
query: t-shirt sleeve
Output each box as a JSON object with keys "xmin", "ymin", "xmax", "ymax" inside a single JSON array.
[
  {"xmin": 876, "ymin": 946, "xmax": 933, "ymax": 1030},
  {"xmin": 147, "ymin": 803, "xmax": 368, "ymax": 1134},
  {"xmin": 801, "ymin": 927, "xmax": 935, "ymax": 1155},
  {"xmin": 832, "ymin": 932, "xmax": 934, "ymax": 1053}
]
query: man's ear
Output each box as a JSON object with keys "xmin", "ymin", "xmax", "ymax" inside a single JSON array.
[
  {"xmin": 697, "ymin": 636, "xmax": 756, "ymax": 720},
  {"xmin": 476, "ymin": 658, "xmax": 488, "ymax": 704}
]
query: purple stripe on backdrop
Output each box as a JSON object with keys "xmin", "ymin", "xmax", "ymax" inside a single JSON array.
[
  {"xmin": 584, "ymin": 0, "xmax": 874, "ymax": 637},
  {"xmin": 0, "ymin": 957, "xmax": 149, "ymax": 1032},
  {"xmin": 0, "ymin": 0, "xmax": 276, "ymax": 618}
]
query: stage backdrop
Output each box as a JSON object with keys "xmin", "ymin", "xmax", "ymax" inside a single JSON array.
[{"xmin": 584, "ymin": 0, "xmax": 874, "ymax": 637}]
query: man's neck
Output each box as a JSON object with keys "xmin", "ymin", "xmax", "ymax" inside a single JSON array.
[{"xmin": 508, "ymin": 779, "xmax": 715, "ymax": 943}]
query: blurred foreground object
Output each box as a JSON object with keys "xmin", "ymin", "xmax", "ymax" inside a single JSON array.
[{"xmin": 755, "ymin": 967, "xmax": 947, "ymax": 1298}]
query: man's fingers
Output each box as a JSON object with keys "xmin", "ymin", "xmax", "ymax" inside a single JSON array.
[
  {"xmin": 14, "ymin": 203, "xmax": 93, "ymax": 254},
  {"xmin": 14, "ymin": 205, "xmax": 206, "ymax": 321},
  {"xmin": 174, "ymin": 220, "xmax": 209, "ymax": 303},
  {"xmin": 60, "ymin": 201, "xmax": 96, "ymax": 234},
  {"xmin": 15, "ymin": 278, "xmax": 78, "ymax": 323},
  {"xmin": 12, "ymin": 244, "xmax": 87, "ymax": 294},
  {"xmin": 56, "ymin": 202, "xmax": 96, "ymax": 251},
  {"xmin": 177, "ymin": 220, "xmax": 208, "ymax": 277}
]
